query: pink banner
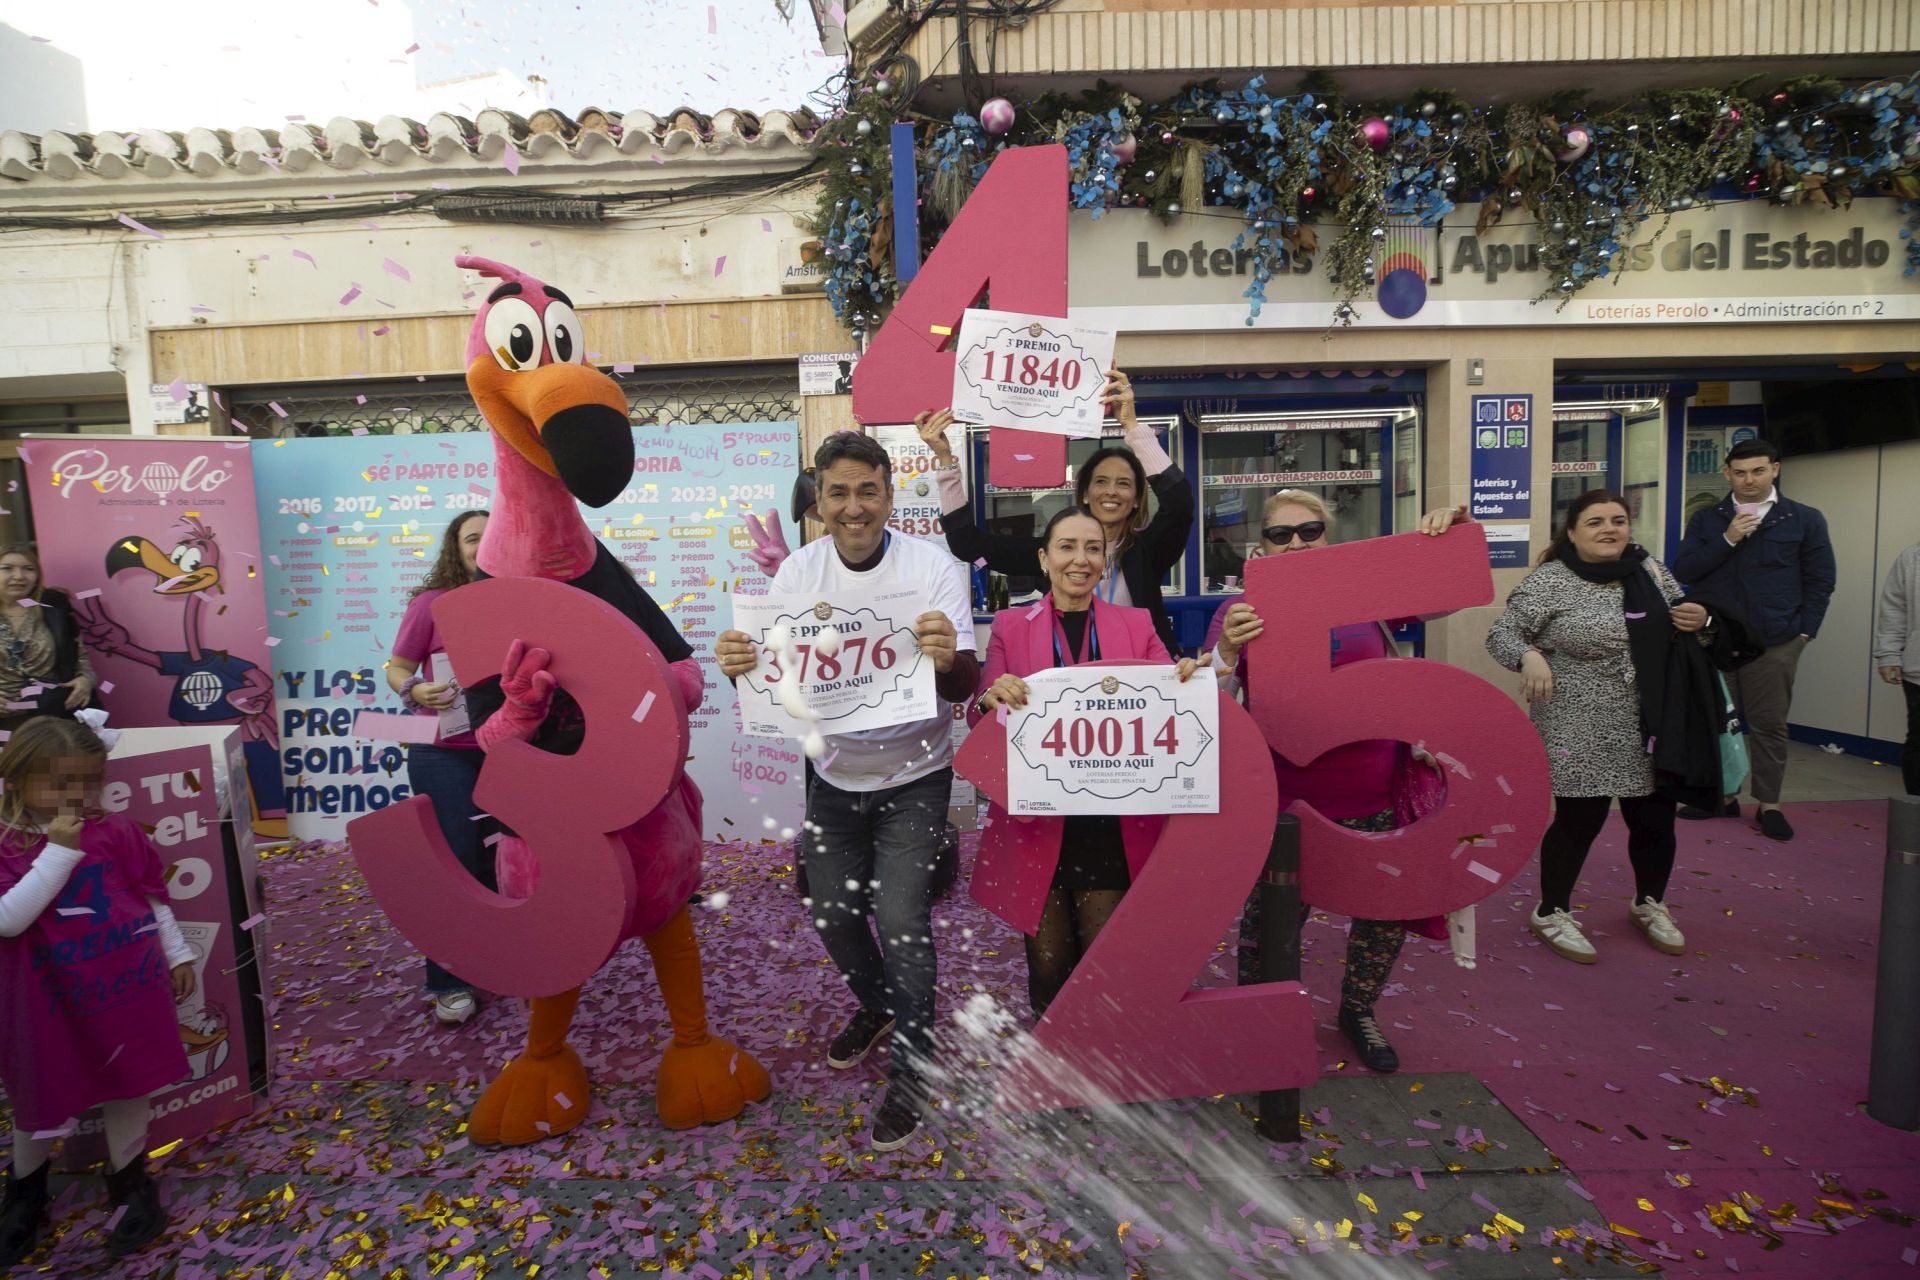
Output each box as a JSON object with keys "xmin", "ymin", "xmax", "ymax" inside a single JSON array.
[{"xmin": 19, "ymin": 440, "xmax": 282, "ymax": 813}]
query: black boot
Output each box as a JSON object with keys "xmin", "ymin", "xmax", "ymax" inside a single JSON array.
[
  {"xmin": 0, "ymin": 1162, "xmax": 51, "ymax": 1266},
  {"xmin": 1338, "ymin": 1005, "xmax": 1401, "ymax": 1074},
  {"xmin": 103, "ymin": 1153, "xmax": 166, "ymax": 1257}
]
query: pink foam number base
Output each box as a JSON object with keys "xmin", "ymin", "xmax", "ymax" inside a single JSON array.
[
  {"xmin": 1241, "ymin": 525, "xmax": 1553, "ymax": 920},
  {"xmin": 347, "ymin": 576, "xmax": 689, "ymax": 997},
  {"xmin": 956, "ymin": 665, "xmax": 1316, "ymax": 1110},
  {"xmin": 852, "ymin": 144, "xmax": 1068, "ymax": 490}
]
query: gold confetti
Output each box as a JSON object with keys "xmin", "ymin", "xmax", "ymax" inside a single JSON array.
[
  {"xmin": 1356, "ymin": 1193, "xmax": 1378, "ymax": 1214},
  {"xmin": 1637, "ymin": 1198, "xmax": 1656, "ymax": 1212}
]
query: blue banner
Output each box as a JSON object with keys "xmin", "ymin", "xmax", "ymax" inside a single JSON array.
[
  {"xmin": 1469, "ymin": 393, "xmax": 1534, "ymax": 521},
  {"xmin": 250, "ymin": 425, "xmax": 804, "ymax": 842}
]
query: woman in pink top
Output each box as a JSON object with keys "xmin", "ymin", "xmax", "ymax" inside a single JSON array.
[
  {"xmin": 1205, "ymin": 489, "xmax": 1470, "ymax": 1074},
  {"xmin": 386, "ymin": 510, "xmax": 494, "ymax": 1026}
]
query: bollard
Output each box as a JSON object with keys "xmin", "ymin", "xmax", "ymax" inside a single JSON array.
[
  {"xmin": 1869, "ymin": 796, "xmax": 1920, "ymax": 1130},
  {"xmin": 1254, "ymin": 814, "xmax": 1304, "ymax": 1142}
]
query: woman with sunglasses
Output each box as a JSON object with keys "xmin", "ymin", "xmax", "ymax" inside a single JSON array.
[
  {"xmin": 1203, "ymin": 490, "xmax": 1469, "ymax": 1074},
  {"xmin": 915, "ymin": 369, "xmax": 1194, "ymax": 656},
  {"xmin": 0, "ymin": 545, "xmax": 97, "ymax": 733}
]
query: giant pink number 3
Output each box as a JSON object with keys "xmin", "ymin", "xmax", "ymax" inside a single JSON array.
[
  {"xmin": 955, "ymin": 669, "xmax": 1317, "ymax": 1110},
  {"xmin": 347, "ymin": 577, "xmax": 689, "ymax": 997},
  {"xmin": 1242, "ymin": 526, "xmax": 1553, "ymax": 920},
  {"xmin": 851, "ymin": 145, "xmax": 1069, "ymax": 490}
]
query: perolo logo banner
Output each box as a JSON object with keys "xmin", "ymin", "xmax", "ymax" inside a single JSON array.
[{"xmin": 48, "ymin": 448, "xmax": 235, "ymax": 502}]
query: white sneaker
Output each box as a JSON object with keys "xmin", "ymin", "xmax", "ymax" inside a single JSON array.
[
  {"xmin": 1629, "ymin": 898, "xmax": 1686, "ymax": 955},
  {"xmin": 433, "ymin": 990, "xmax": 477, "ymax": 1025},
  {"xmin": 1528, "ymin": 907, "xmax": 1597, "ymax": 964}
]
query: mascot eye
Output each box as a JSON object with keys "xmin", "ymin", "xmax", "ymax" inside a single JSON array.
[
  {"xmin": 543, "ymin": 301, "xmax": 584, "ymax": 364},
  {"xmin": 483, "ymin": 298, "xmax": 544, "ymax": 371},
  {"xmin": 170, "ymin": 546, "xmax": 203, "ymax": 573}
]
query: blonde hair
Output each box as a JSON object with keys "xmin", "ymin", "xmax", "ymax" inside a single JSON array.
[
  {"xmin": 1262, "ymin": 488, "xmax": 1333, "ymax": 525},
  {"xmin": 0, "ymin": 716, "xmax": 107, "ymax": 833}
]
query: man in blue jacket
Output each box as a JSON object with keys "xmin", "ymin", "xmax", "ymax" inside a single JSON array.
[{"xmin": 1672, "ymin": 439, "xmax": 1837, "ymax": 841}]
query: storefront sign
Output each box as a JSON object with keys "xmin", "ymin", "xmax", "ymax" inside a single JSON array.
[
  {"xmin": 147, "ymin": 381, "xmax": 211, "ymax": 426},
  {"xmin": 1006, "ymin": 665, "xmax": 1219, "ymax": 815},
  {"xmin": 20, "ymin": 440, "xmax": 283, "ymax": 819},
  {"xmin": 1202, "ymin": 469, "xmax": 1381, "ymax": 486},
  {"xmin": 1069, "ymin": 199, "xmax": 1920, "ymax": 329},
  {"xmin": 250, "ymin": 427, "xmax": 803, "ymax": 842},
  {"xmin": 1470, "ymin": 394, "xmax": 1533, "ymax": 522}
]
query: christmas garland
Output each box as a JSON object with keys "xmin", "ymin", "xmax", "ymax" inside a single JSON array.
[{"xmin": 810, "ymin": 71, "xmax": 1920, "ymax": 330}]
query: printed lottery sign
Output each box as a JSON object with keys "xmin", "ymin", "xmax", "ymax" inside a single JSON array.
[
  {"xmin": 733, "ymin": 587, "xmax": 935, "ymax": 738},
  {"xmin": 949, "ymin": 308, "xmax": 1116, "ymax": 440},
  {"xmin": 1006, "ymin": 665, "xmax": 1219, "ymax": 815}
]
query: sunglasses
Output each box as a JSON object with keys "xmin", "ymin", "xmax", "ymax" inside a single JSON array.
[{"xmin": 1261, "ymin": 520, "xmax": 1327, "ymax": 545}]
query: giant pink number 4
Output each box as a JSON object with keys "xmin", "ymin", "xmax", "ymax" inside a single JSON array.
[
  {"xmin": 851, "ymin": 144, "xmax": 1069, "ymax": 490},
  {"xmin": 347, "ymin": 576, "xmax": 689, "ymax": 997},
  {"xmin": 1241, "ymin": 525, "xmax": 1553, "ymax": 920},
  {"xmin": 955, "ymin": 668, "xmax": 1317, "ymax": 1110}
]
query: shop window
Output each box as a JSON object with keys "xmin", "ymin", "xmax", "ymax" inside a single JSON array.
[
  {"xmin": 1550, "ymin": 397, "xmax": 1664, "ymax": 555},
  {"xmin": 1196, "ymin": 409, "xmax": 1413, "ymax": 594},
  {"xmin": 974, "ymin": 416, "xmax": 1181, "ymax": 599}
]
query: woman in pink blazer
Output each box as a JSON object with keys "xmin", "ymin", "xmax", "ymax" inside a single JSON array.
[{"xmin": 971, "ymin": 506, "xmax": 1201, "ymax": 1017}]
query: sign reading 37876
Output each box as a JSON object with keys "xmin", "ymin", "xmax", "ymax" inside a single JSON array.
[
  {"xmin": 1006, "ymin": 666, "xmax": 1219, "ymax": 815},
  {"xmin": 949, "ymin": 308, "xmax": 1116, "ymax": 440},
  {"xmin": 731, "ymin": 587, "xmax": 935, "ymax": 738}
]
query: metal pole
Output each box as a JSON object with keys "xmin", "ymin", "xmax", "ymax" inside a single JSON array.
[
  {"xmin": 1254, "ymin": 814, "xmax": 1303, "ymax": 1142},
  {"xmin": 1869, "ymin": 796, "xmax": 1920, "ymax": 1130}
]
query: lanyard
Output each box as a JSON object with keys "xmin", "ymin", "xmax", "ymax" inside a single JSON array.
[
  {"xmin": 1096, "ymin": 562, "xmax": 1122, "ymax": 605},
  {"xmin": 1050, "ymin": 606, "xmax": 1102, "ymax": 667}
]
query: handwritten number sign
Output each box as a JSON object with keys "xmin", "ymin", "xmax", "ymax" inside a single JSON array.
[
  {"xmin": 852, "ymin": 145, "xmax": 1070, "ymax": 489},
  {"xmin": 956, "ymin": 662, "xmax": 1315, "ymax": 1109},
  {"xmin": 1242, "ymin": 526, "xmax": 1553, "ymax": 920},
  {"xmin": 347, "ymin": 577, "xmax": 688, "ymax": 997}
]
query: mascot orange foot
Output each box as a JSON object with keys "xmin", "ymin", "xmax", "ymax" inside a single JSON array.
[{"xmin": 468, "ymin": 911, "xmax": 771, "ymax": 1143}]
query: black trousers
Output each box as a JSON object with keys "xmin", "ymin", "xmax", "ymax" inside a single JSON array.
[
  {"xmin": 1904, "ymin": 679, "xmax": 1920, "ymax": 797},
  {"xmin": 1538, "ymin": 793, "xmax": 1677, "ymax": 914}
]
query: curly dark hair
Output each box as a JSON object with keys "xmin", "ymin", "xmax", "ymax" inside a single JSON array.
[{"xmin": 410, "ymin": 510, "xmax": 489, "ymax": 598}]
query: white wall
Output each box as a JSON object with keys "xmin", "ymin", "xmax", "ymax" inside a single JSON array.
[
  {"xmin": 0, "ymin": 236, "xmax": 124, "ymax": 384},
  {"xmin": 1786, "ymin": 439, "xmax": 1920, "ymax": 749}
]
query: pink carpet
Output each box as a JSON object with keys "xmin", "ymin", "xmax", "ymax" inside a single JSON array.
[{"xmin": 1372, "ymin": 797, "xmax": 1920, "ymax": 1276}]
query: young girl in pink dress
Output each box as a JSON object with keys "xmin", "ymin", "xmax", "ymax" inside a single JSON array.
[{"xmin": 0, "ymin": 716, "xmax": 195, "ymax": 1264}]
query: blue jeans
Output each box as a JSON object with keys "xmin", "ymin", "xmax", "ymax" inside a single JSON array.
[
  {"xmin": 406, "ymin": 744, "xmax": 497, "ymax": 994},
  {"xmin": 805, "ymin": 767, "xmax": 951, "ymax": 1078}
]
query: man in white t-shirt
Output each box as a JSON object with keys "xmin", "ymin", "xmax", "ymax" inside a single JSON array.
[{"xmin": 716, "ymin": 431, "xmax": 978, "ymax": 1151}]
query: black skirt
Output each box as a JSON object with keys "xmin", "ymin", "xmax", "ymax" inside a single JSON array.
[{"xmin": 1055, "ymin": 814, "xmax": 1131, "ymax": 892}]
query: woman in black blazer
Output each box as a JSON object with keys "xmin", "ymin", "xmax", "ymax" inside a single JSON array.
[{"xmin": 915, "ymin": 370, "xmax": 1196, "ymax": 655}]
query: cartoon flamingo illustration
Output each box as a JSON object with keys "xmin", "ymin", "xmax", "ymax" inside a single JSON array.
[{"xmin": 72, "ymin": 516, "xmax": 277, "ymax": 747}]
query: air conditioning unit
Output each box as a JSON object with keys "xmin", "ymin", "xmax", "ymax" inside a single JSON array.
[{"xmin": 846, "ymin": 0, "xmax": 907, "ymax": 53}]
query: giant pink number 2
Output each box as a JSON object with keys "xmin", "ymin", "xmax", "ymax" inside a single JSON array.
[{"xmin": 955, "ymin": 674, "xmax": 1317, "ymax": 1109}]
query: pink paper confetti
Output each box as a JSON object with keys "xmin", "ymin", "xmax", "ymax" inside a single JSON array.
[
  {"xmin": 339, "ymin": 283, "xmax": 363, "ymax": 305},
  {"xmin": 714, "ymin": 255, "xmax": 728, "ymax": 276},
  {"xmin": 291, "ymin": 249, "xmax": 316, "ymax": 267},
  {"xmin": 382, "ymin": 258, "xmax": 411, "ymax": 282},
  {"xmin": 632, "ymin": 691, "xmax": 657, "ymax": 723},
  {"xmin": 1014, "ymin": 453, "xmax": 1034, "ymax": 461},
  {"xmin": 239, "ymin": 913, "xmax": 267, "ymax": 931},
  {"xmin": 708, "ymin": 5, "xmax": 717, "ymax": 32},
  {"xmin": 115, "ymin": 213, "xmax": 163, "ymax": 239},
  {"xmin": 502, "ymin": 145, "xmax": 521, "ymax": 176}
]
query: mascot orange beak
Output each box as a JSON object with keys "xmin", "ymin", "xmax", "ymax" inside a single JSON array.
[{"xmin": 465, "ymin": 358, "xmax": 635, "ymax": 508}]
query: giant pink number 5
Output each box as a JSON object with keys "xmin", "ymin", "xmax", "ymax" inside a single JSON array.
[
  {"xmin": 347, "ymin": 576, "xmax": 688, "ymax": 996},
  {"xmin": 1242, "ymin": 525, "xmax": 1553, "ymax": 919},
  {"xmin": 954, "ymin": 670, "xmax": 1317, "ymax": 1109},
  {"xmin": 852, "ymin": 144, "xmax": 1068, "ymax": 490}
]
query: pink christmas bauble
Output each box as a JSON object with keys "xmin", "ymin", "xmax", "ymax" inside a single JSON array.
[
  {"xmin": 1556, "ymin": 126, "xmax": 1592, "ymax": 163},
  {"xmin": 1360, "ymin": 117, "xmax": 1391, "ymax": 151},
  {"xmin": 981, "ymin": 98, "xmax": 1016, "ymax": 136},
  {"xmin": 1109, "ymin": 132, "xmax": 1138, "ymax": 165}
]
